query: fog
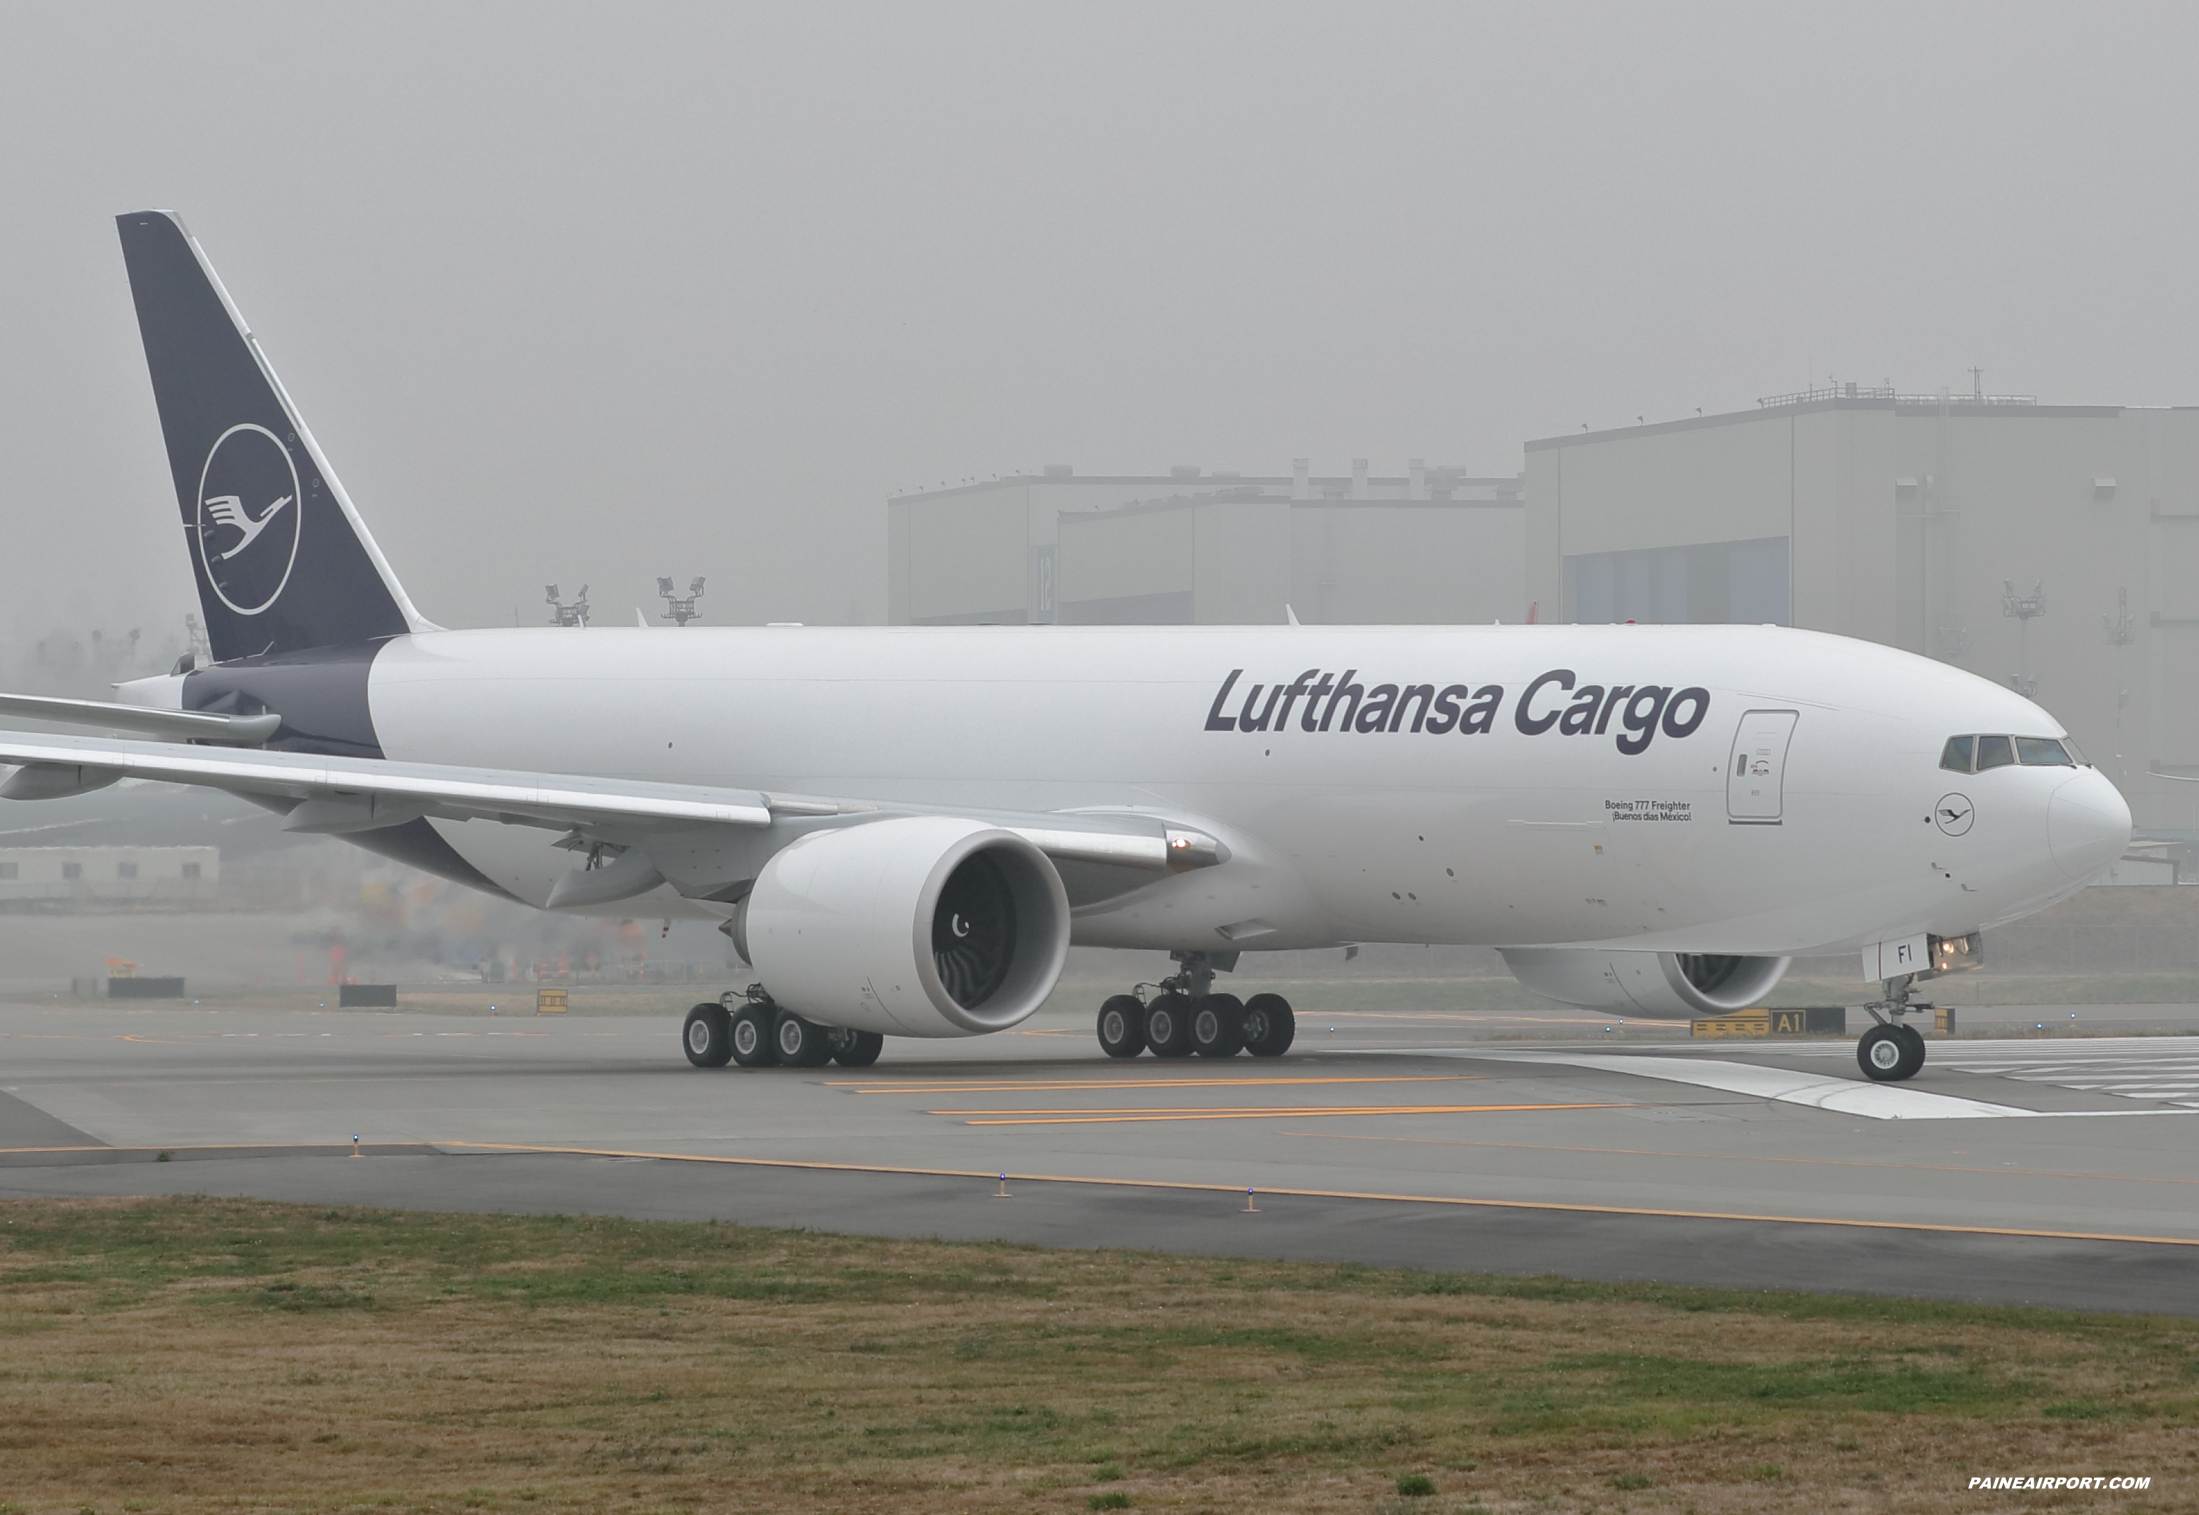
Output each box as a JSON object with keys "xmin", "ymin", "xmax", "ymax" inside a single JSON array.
[{"xmin": 2, "ymin": 2, "xmax": 2194, "ymax": 645}]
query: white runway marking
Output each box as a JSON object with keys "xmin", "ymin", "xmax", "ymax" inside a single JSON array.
[
  {"xmin": 1929, "ymin": 1045, "xmax": 2199, "ymax": 1108},
  {"xmin": 1472, "ymin": 1050, "xmax": 2199, "ymax": 1121},
  {"xmin": 1484, "ymin": 1053, "xmax": 2033, "ymax": 1119}
]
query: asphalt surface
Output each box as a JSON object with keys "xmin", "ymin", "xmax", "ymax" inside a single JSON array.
[{"xmin": 4, "ymin": 999, "xmax": 2197, "ymax": 1315}]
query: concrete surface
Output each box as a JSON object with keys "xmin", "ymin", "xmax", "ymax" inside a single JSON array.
[{"xmin": 2, "ymin": 999, "xmax": 2196, "ymax": 1315}]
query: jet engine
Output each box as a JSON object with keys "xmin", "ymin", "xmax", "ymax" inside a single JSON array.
[
  {"xmin": 741, "ymin": 816, "xmax": 1071, "ymax": 1038},
  {"xmin": 1498, "ymin": 948, "xmax": 1792, "ymax": 1020}
]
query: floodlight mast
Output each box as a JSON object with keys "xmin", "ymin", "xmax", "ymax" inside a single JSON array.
[
  {"xmin": 546, "ymin": 584, "xmax": 590, "ymax": 628},
  {"xmin": 2002, "ymin": 579, "xmax": 2045, "ymax": 698},
  {"xmin": 658, "ymin": 574, "xmax": 706, "ymax": 627}
]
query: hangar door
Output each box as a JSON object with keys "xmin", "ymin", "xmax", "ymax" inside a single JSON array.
[{"xmin": 1727, "ymin": 710, "xmax": 1798, "ymax": 823}]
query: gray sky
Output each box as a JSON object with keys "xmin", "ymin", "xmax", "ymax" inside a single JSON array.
[{"xmin": 3, "ymin": 2, "xmax": 2194, "ymax": 643}]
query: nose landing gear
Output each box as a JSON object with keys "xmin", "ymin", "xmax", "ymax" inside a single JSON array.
[
  {"xmin": 1857, "ymin": 975, "xmax": 1931, "ymax": 1082},
  {"xmin": 1858, "ymin": 1022, "xmax": 1925, "ymax": 1081},
  {"xmin": 1093, "ymin": 952, "xmax": 1296, "ymax": 1060}
]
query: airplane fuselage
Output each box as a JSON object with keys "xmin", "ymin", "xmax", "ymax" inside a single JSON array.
[{"xmin": 191, "ymin": 620, "xmax": 2127, "ymax": 962}]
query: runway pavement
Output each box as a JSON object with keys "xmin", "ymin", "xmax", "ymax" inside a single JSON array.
[{"xmin": 3, "ymin": 999, "xmax": 2197, "ymax": 1315}]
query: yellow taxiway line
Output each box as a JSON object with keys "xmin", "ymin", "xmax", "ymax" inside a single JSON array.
[
  {"xmin": 829, "ymin": 1074, "xmax": 1485, "ymax": 1094},
  {"xmin": 1281, "ymin": 1128, "xmax": 2199, "ymax": 1187},
  {"xmin": 427, "ymin": 1142, "xmax": 2199, "ymax": 1249},
  {"xmin": 4, "ymin": 1138, "xmax": 2197, "ymax": 1250},
  {"xmin": 935, "ymin": 1102, "xmax": 1628, "ymax": 1126}
]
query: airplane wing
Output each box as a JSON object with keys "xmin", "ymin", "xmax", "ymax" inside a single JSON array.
[
  {"xmin": 0, "ymin": 728, "xmax": 1214, "ymax": 873},
  {"xmin": 0, "ymin": 692, "xmax": 279, "ymax": 746},
  {"xmin": 0, "ymin": 727, "xmax": 772, "ymax": 831}
]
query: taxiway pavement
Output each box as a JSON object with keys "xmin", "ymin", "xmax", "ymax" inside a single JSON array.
[{"xmin": 3, "ymin": 1001, "xmax": 2196, "ymax": 1315}]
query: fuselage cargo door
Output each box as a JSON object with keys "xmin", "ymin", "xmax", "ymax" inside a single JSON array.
[{"xmin": 1726, "ymin": 710, "xmax": 1799, "ymax": 824}]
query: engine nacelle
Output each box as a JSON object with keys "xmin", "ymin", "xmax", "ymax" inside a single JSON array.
[
  {"xmin": 744, "ymin": 816, "xmax": 1070, "ymax": 1038},
  {"xmin": 1498, "ymin": 948, "xmax": 1792, "ymax": 1020}
]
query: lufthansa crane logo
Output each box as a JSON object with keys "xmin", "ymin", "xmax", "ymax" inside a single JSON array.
[
  {"xmin": 1934, "ymin": 793, "xmax": 1975, "ymax": 837},
  {"xmin": 195, "ymin": 423, "xmax": 302, "ymax": 616}
]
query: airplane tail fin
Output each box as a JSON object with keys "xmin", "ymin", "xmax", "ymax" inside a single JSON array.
[{"xmin": 116, "ymin": 211, "xmax": 431, "ymax": 664}]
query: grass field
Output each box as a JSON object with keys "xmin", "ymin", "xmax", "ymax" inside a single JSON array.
[{"xmin": 1, "ymin": 1199, "xmax": 2192, "ymax": 1513}]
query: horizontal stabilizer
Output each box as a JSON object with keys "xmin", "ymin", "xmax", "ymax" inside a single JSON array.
[{"xmin": 0, "ymin": 692, "xmax": 278, "ymax": 746}]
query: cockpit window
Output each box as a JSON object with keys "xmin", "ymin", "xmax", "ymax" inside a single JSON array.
[{"xmin": 1942, "ymin": 733, "xmax": 2082, "ymax": 772}]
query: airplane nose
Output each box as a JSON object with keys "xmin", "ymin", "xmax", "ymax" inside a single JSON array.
[{"xmin": 2048, "ymin": 770, "xmax": 2133, "ymax": 880}]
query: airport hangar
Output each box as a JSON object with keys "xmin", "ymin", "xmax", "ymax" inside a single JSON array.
[
  {"xmin": 886, "ymin": 460, "xmax": 1527, "ymax": 628},
  {"xmin": 885, "ymin": 389, "xmax": 2199, "ymax": 839},
  {"xmin": 1525, "ymin": 383, "xmax": 2199, "ymax": 838}
]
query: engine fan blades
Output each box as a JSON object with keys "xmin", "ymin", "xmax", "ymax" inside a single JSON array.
[
  {"xmin": 1675, "ymin": 953, "xmax": 1748, "ymax": 996},
  {"xmin": 932, "ymin": 850, "xmax": 1017, "ymax": 1008}
]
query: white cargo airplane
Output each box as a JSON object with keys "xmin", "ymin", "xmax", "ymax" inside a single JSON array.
[{"xmin": 0, "ymin": 212, "xmax": 2134, "ymax": 1082}]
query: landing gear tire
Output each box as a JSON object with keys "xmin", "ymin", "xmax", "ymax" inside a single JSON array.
[
  {"xmin": 682, "ymin": 1003, "xmax": 732, "ymax": 1067},
  {"xmin": 729, "ymin": 1004, "xmax": 777, "ymax": 1067},
  {"xmin": 774, "ymin": 1010, "xmax": 836, "ymax": 1068},
  {"xmin": 826, "ymin": 1026, "xmax": 884, "ymax": 1068},
  {"xmin": 1896, "ymin": 1023, "xmax": 1927, "ymax": 1077},
  {"xmin": 1241, "ymin": 993, "xmax": 1296, "ymax": 1058},
  {"xmin": 1097, "ymin": 995, "xmax": 1147, "ymax": 1058},
  {"xmin": 1858, "ymin": 1023, "xmax": 1924, "ymax": 1082},
  {"xmin": 1144, "ymin": 992, "xmax": 1195, "ymax": 1059},
  {"xmin": 1190, "ymin": 993, "xmax": 1245, "ymax": 1057}
]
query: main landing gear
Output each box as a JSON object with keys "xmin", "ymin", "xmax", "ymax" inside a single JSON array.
[
  {"xmin": 683, "ymin": 988, "xmax": 882, "ymax": 1070},
  {"xmin": 1856, "ymin": 974, "xmax": 1929, "ymax": 1083},
  {"xmin": 1096, "ymin": 951, "xmax": 1296, "ymax": 1060}
]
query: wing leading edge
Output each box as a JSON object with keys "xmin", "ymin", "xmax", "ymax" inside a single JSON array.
[{"xmin": 0, "ymin": 729, "xmax": 1217, "ymax": 885}]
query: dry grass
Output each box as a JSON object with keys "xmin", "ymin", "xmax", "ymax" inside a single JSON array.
[{"xmin": 1, "ymin": 1196, "xmax": 2194, "ymax": 1513}]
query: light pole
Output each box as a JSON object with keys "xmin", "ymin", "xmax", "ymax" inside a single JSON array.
[
  {"xmin": 657, "ymin": 576, "xmax": 706, "ymax": 626},
  {"xmin": 2002, "ymin": 579, "xmax": 2045, "ymax": 698},
  {"xmin": 545, "ymin": 584, "xmax": 590, "ymax": 628}
]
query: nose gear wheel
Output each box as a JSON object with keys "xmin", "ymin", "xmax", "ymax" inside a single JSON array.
[{"xmin": 1858, "ymin": 1022, "xmax": 1926, "ymax": 1082}]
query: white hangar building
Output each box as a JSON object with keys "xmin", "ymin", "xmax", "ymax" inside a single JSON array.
[
  {"xmin": 887, "ymin": 462, "xmax": 1526, "ymax": 628},
  {"xmin": 1524, "ymin": 384, "xmax": 2199, "ymax": 831}
]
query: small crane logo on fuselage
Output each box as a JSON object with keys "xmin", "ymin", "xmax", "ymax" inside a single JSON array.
[{"xmin": 1935, "ymin": 794, "xmax": 1975, "ymax": 836}]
